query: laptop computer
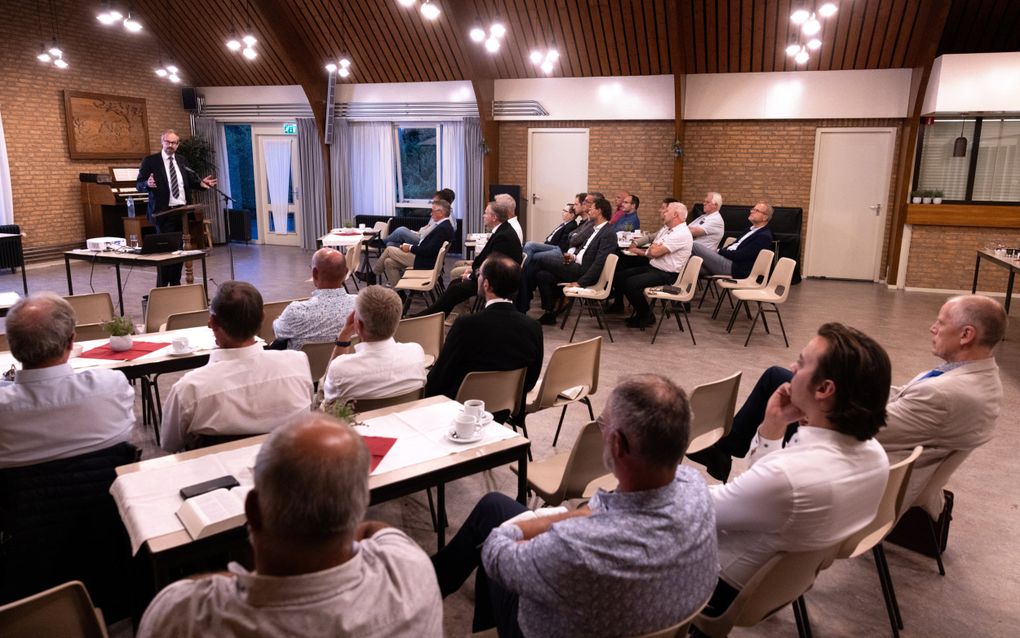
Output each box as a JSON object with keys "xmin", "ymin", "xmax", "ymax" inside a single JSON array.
[{"xmin": 141, "ymin": 232, "xmax": 183, "ymax": 254}]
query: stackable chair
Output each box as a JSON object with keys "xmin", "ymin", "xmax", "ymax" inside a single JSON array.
[
  {"xmin": 364, "ymin": 218, "xmax": 392, "ymax": 260},
  {"xmin": 643, "ymin": 256, "xmax": 703, "ymax": 345},
  {"xmin": 395, "ymin": 241, "xmax": 449, "ymax": 316},
  {"xmin": 510, "ymin": 419, "xmax": 609, "ymax": 507},
  {"xmin": 0, "ymin": 581, "xmax": 108, "ymax": 638},
  {"xmin": 726, "ymin": 257, "xmax": 797, "ymax": 347},
  {"xmin": 685, "ymin": 371, "xmax": 742, "ymax": 459},
  {"xmin": 710, "ymin": 249, "xmax": 775, "ymax": 320},
  {"xmin": 63, "ymin": 293, "xmax": 114, "ymax": 325},
  {"xmin": 559, "ymin": 253, "xmax": 619, "ymax": 343},
  {"xmin": 164, "ymin": 308, "xmax": 211, "ymax": 330},
  {"xmin": 907, "ymin": 448, "xmax": 973, "ymax": 576},
  {"xmin": 342, "ymin": 239, "xmax": 364, "ymax": 292},
  {"xmin": 350, "ymin": 386, "xmax": 424, "ymax": 412},
  {"xmin": 393, "ymin": 312, "xmax": 444, "ymax": 367},
  {"xmin": 258, "ymin": 299, "xmax": 299, "ymax": 344},
  {"xmin": 71, "ymin": 323, "xmax": 109, "ymax": 341},
  {"xmin": 301, "ymin": 341, "xmax": 337, "ymax": 392},
  {"xmin": 144, "ymin": 284, "xmax": 207, "ymax": 333}
]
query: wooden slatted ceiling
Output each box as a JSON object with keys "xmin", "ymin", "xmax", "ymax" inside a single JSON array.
[{"xmin": 123, "ymin": 0, "xmax": 1016, "ymax": 88}]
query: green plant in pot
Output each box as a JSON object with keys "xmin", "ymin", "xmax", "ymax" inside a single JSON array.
[
  {"xmin": 176, "ymin": 135, "xmax": 216, "ymax": 178},
  {"xmin": 932, "ymin": 190, "xmax": 944, "ymax": 204},
  {"xmin": 910, "ymin": 190, "xmax": 923, "ymax": 204},
  {"xmin": 921, "ymin": 190, "xmax": 934, "ymax": 204},
  {"xmin": 321, "ymin": 398, "xmax": 358, "ymax": 425},
  {"xmin": 103, "ymin": 316, "xmax": 135, "ymax": 352}
]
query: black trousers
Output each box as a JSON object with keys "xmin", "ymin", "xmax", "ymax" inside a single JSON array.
[
  {"xmin": 615, "ymin": 265, "xmax": 676, "ymax": 318},
  {"xmin": 715, "ymin": 366, "xmax": 798, "ymax": 457},
  {"xmin": 420, "ymin": 276, "xmax": 477, "ymax": 317},
  {"xmin": 431, "ymin": 492, "xmax": 527, "ymax": 636},
  {"xmin": 534, "ymin": 262, "xmax": 584, "ymax": 312},
  {"xmin": 153, "ymin": 212, "xmax": 184, "ymax": 287}
]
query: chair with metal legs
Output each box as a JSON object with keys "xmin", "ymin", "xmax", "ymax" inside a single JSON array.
[{"xmin": 726, "ymin": 257, "xmax": 797, "ymax": 347}]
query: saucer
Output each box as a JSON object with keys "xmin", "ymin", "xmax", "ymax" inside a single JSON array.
[
  {"xmin": 167, "ymin": 347, "xmax": 196, "ymax": 357},
  {"xmin": 459, "ymin": 410, "xmax": 494, "ymax": 427},
  {"xmin": 447, "ymin": 428, "xmax": 484, "ymax": 444}
]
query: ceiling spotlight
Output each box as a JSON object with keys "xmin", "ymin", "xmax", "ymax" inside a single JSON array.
[
  {"xmin": 166, "ymin": 65, "xmax": 178, "ymax": 74},
  {"xmin": 819, "ymin": 3, "xmax": 838, "ymax": 18},
  {"xmin": 53, "ymin": 58, "xmax": 69, "ymax": 69},
  {"xmin": 155, "ymin": 67, "xmax": 168, "ymax": 77},
  {"xmin": 97, "ymin": 12, "xmax": 116, "ymax": 24},
  {"xmin": 338, "ymin": 67, "xmax": 350, "ymax": 78},
  {"xmin": 48, "ymin": 42, "xmax": 63, "ymax": 57},
  {"xmin": 242, "ymin": 34, "xmax": 257, "ymax": 46},
  {"xmin": 529, "ymin": 50, "xmax": 543, "ymax": 64},
  {"xmin": 807, "ymin": 38, "xmax": 822, "ymax": 50},
  {"xmin": 397, "ymin": 0, "xmax": 415, "ymax": 6},
  {"xmin": 37, "ymin": 50, "xmax": 52, "ymax": 63},
  {"xmin": 325, "ymin": 62, "xmax": 337, "ymax": 72},
  {"xmin": 484, "ymin": 37, "xmax": 500, "ymax": 53},
  {"xmin": 168, "ymin": 74, "xmax": 181, "ymax": 83},
  {"xmin": 795, "ymin": 47, "xmax": 809, "ymax": 64},
  {"xmin": 226, "ymin": 38, "xmax": 241, "ymax": 51},
  {"xmin": 469, "ymin": 27, "xmax": 485, "ymax": 42},
  {"xmin": 97, "ymin": 2, "xmax": 122, "ymax": 24},
  {"xmin": 420, "ymin": 0, "xmax": 440, "ymax": 20},
  {"xmin": 242, "ymin": 47, "xmax": 257, "ymax": 60},
  {"xmin": 791, "ymin": 9, "xmax": 810, "ymax": 24},
  {"xmin": 123, "ymin": 13, "xmax": 143, "ymax": 32},
  {"xmin": 546, "ymin": 49, "xmax": 559, "ymax": 62},
  {"xmin": 490, "ymin": 23, "xmax": 506, "ymax": 38},
  {"xmin": 802, "ymin": 14, "xmax": 821, "ymax": 36},
  {"xmin": 339, "ymin": 57, "xmax": 351, "ymax": 68},
  {"xmin": 540, "ymin": 60, "xmax": 553, "ymax": 74},
  {"xmin": 785, "ymin": 43, "xmax": 801, "ymax": 56}
]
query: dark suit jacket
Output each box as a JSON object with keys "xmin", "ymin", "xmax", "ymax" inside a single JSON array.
[
  {"xmin": 425, "ymin": 302, "xmax": 544, "ymax": 403},
  {"xmin": 135, "ymin": 152, "xmax": 203, "ymax": 223},
  {"xmin": 721, "ymin": 226, "xmax": 775, "ymax": 279},
  {"xmin": 471, "ymin": 222, "xmax": 523, "ymax": 272},
  {"xmin": 546, "ymin": 219, "xmax": 579, "ymax": 251},
  {"xmin": 411, "ymin": 218, "xmax": 455, "ymax": 270},
  {"xmin": 575, "ymin": 223, "xmax": 620, "ymax": 287}
]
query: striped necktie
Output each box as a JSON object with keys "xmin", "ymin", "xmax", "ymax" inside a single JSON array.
[{"xmin": 168, "ymin": 155, "xmax": 181, "ymax": 199}]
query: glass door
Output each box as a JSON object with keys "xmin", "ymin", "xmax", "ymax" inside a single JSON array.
[{"xmin": 253, "ymin": 133, "xmax": 301, "ymax": 246}]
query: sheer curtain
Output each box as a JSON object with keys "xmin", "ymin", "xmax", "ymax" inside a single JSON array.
[
  {"xmin": 441, "ymin": 121, "xmax": 466, "ymax": 221},
  {"xmin": 263, "ymin": 140, "xmax": 292, "ymax": 233},
  {"xmin": 350, "ymin": 122, "xmax": 396, "ymax": 216},
  {"xmin": 297, "ymin": 118, "xmax": 326, "ymax": 249},
  {"xmin": 0, "ymin": 112, "xmax": 14, "ymax": 225},
  {"xmin": 331, "ymin": 118, "xmax": 353, "ymax": 227},
  {"xmin": 192, "ymin": 117, "xmax": 227, "ymax": 242},
  {"xmin": 463, "ymin": 117, "xmax": 485, "ymax": 235}
]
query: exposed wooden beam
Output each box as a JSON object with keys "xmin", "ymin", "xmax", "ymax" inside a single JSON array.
[{"xmin": 670, "ymin": 0, "xmax": 688, "ymax": 198}]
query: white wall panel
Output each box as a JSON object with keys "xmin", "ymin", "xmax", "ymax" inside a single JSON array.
[{"xmin": 493, "ymin": 75, "xmax": 675, "ymax": 120}]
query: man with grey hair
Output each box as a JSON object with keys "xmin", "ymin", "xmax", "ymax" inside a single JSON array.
[
  {"xmin": 271, "ymin": 247, "xmax": 356, "ymax": 350},
  {"xmin": 689, "ymin": 191, "xmax": 726, "ymax": 249},
  {"xmin": 0, "ymin": 293, "xmax": 134, "ymax": 468},
  {"xmin": 693, "ymin": 201, "xmax": 774, "ymax": 278},
  {"xmin": 370, "ymin": 198, "xmax": 454, "ymax": 285},
  {"xmin": 138, "ymin": 414, "xmax": 442, "ymax": 637},
  {"xmin": 494, "ymin": 192, "xmax": 524, "ymax": 243},
  {"xmin": 322, "ymin": 285, "xmax": 426, "ymax": 405},
  {"xmin": 161, "ymin": 281, "xmax": 312, "ymax": 452},
  {"xmin": 431, "ymin": 374, "xmax": 718, "ymax": 637}
]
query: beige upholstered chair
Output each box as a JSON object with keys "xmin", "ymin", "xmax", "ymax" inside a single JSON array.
[
  {"xmin": 63, "ymin": 292, "xmax": 114, "ymax": 325},
  {"xmin": 164, "ymin": 308, "xmax": 211, "ymax": 331},
  {"xmin": 560, "ymin": 253, "xmax": 619, "ymax": 343},
  {"xmin": 394, "ymin": 241, "xmax": 450, "ymax": 316},
  {"xmin": 0, "ymin": 580, "xmax": 108, "ymax": 638},
  {"xmin": 394, "ymin": 312, "xmax": 444, "ymax": 367},
  {"xmin": 709, "ymin": 249, "xmax": 774, "ymax": 319},
  {"xmin": 685, "ymin": 371, "xmax": 742, "ymax": 458},
  {"xmin": 726, "ymin": 256, "xmax": 797, "ymax": 347},
  {"xmin": 644, "ymin": 256, "xmax": 703, "ymax": 345},
  {"xmin": 510, "ymin": 420, "xmax": 609, "ymax": 507},
  {"xmin": 144, "ymin": 284, "xmax": 207, "ymax": 333},
  {"xmin": 350, "ymin": 386, "xmax": 425, "ymax": 412}
]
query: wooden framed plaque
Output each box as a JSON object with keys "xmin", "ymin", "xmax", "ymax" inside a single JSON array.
[{"xmin": 63, "ymin": 91, "xmax": 150, "ymax": 160}]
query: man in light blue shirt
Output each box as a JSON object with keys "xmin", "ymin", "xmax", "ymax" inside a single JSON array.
[{"xmin": 272, "ymin": 248, "xmax": 356, "ymax": 350}]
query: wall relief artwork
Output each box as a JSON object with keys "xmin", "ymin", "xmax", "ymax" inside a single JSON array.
[{"xmin": 63, "ymin": 91, "xmax": 150, "ymax": 160}]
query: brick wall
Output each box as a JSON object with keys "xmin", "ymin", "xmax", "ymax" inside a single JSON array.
[
  {"xmin": 1, "ymin": 0, "xmax": 191, "ymax": 256},
  {"xmin": 499, "ymin": 120, "xmax": 675, "ymax": 229},
  {"xmin": 907, "ymin": 226, "xmax": 1020, "ymax": 292}
]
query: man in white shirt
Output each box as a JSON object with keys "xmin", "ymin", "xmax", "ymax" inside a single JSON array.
[
  {"xmin": 690, "ymin": 191, "xmax": 726, "ymax": 249},
  {"xmin": 139, "ymin": 414, "xmax": 443, "ymax": 638},
  {"xmin": 322, "ymin": 285, "xmax": 426, "ymax": 406},
  {"xmin": 705, "ymin": 323, "xmax": 891, "ymax": 616},
  {"xmin": 272, "ymin": 248, "xmax": 356, "ymax": 350},
  {"xmin": 495, "ymin": 193, "xmax": 524, "ymax": 243},
  {"xmin": 613, "ymin": 201, "xmax": 694, "ymax": 328},
  {"xmin": 161, "ymin": 281, "xmax": 312, "ymax": 452},
  {"xmin": 0, "ymin": 293, "xmax": 134, "ymax": 468}
]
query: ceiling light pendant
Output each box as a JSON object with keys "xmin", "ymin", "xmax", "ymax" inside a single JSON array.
[
  {"xmin": 529, "ymin": 50, "xmax": 543, "ymax": 64},
  {"xmin": 48, "ymin": 41, "xmax": 62, "ymax": 57},
  {"xmin": 490, "ymin": 23, "xmax": 506, "ymax": 38},
  {"xmin": 168, "ymin": 74, "xmax": 181, "ymax": 83},
  {"xmin": 469, "ymin": 26, "xmax": 485, "ymax": 42},
  {"xmin": 540, "ymin": 60, "xmax": 553, "ymax": 74},
  {"xmin": 338, "ymin": 66, "xmax": 350, "ymax": 78},
  {"xmin": 819, "ymin": 3, "xmax": 838, "ymax": 18},
  {"xmin": 242, "ymin": 47, "xmax": 257, "ymax": 60},
  {"xmin": 791, "ymin": 8, "xmax": 810, "ymax": 24},
  {"xmin": 123, "ymin": 12, "xmax": 143, "ymax": 32},
  {"xmin": 397, "ymin": 0, "xmax": 415, "ymax": 6},
  {"xmin": 802, "ymin": 13, "xmax": 821, "ymax": 36},
  {"xmin": 242, "ymin": 34, "xmax": 257, "ymax": 46},
  {"xmin": 53, "ymin": 57, "xmax": 69, "ymax": 69},
  {"xmin": 794, "ymin": 46, "xmax": 809, "ymax": 65},
  {"xmin": 420, "ymin": 0, "xmax": 440, "ymax": 20},
  {"xmin": 953, "ymin": 118, "xmax": 968, "ymax": 157},
  {"xmin": 325, "ymin": 62, "xmax": 337, "ymax": 72},
  {"xmin": 155, "ymin": 66, "xmax": 168, "ymax": 77},
  {"xmin": 339, "ymin": 57, "xmax": 351, "ymax": 68},
  {"xmin": 785, "ymin": 43, "xmax": 800, "ymax": 57},
  {"xmin": 484, "ymin": 37, "xmax": 500, "ymax": 53},
  {"xmin": 226, "ymin": 37, "xmax": 241, "ymax": 51},
  {"xmin": 807, "ymin": 38, "xmax": 822, "ymax": 50},
  {"xmin": 37, "ymin": 46, "xmax": 52, "ymax": 63}
]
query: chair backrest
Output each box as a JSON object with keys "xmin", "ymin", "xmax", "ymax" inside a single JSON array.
[
  {"xmin": 686, "ymin": 371, "xmax": 742, "ymax": 454},
  {"xmin": 911, "ymin": 448, "xmax": 972, "ymax": 518},
  {"xmin": 259, "ymin": 299, "xmax": 304, "ymax": 343},
  {"xmin": 300, "ymin": 341, "xmax": 337, "ymax": 384},
  {"xmin": 763, "ymin": 257, "xmax": 797, "ymax": 302},
  {"xmin": 839, "ymin": 445, "xmax": 923, "ymax": 559},
  {"xmin": 741, "ymin": 249, "xmax": 775, "ymax": 287},
  {"xmin": 375, "ymin": 218, "xmax": 391, "ymax": 241},
  {"xmin": 431, "ymin": 241, "xmax": 450, "ymax": 278},
  {"xmin": 0, "ymin": 332, "xmax": 7, "ymax": 351},
  {"xmin": 0, "ymin": 580, "xmax": 108, "ymax": 638},
  {"xmin": 532, "ymin": 337, "xmax": 601, "ymax": 410},
  {"xmin": 668, "ymin": 256, "xmax": 703, "ymax": 301},
  {"xmin": 145, "ymin": 284, "xmax": 207, "ymax": 333},
  {"xmin": 455, "ymin": 368, "xmax": 527, "ymax": 416},
  {"xmin": 351, "ymin": 386, "xmax": 425, "ymax": 412},
  {"xmin": 554, "ymin": 420, "xmax": 612, "ymax": 503},
  {"xmin": 394, "ymin": 312, "xmax": 444, "ymax": 361},
  {"xmin": 165, "ymin": 308, "xmax": 211, "ymax": 331},
  {"xmin": 343, "ymin": 240, "xmax": 363, "ymax": 283},
  {"xmin": 629, "ymin": 599, "xmax": 709, "ymax": 638},
  {"xmin": 72, "ymin": 323, "xmax": 109, "ymax": 342},
  {"xmin": 721, "ymin": 236, "xmax": 737, "ymax": 249},
  {"xmin": 63, "ymin": 293, "xmax": 114, "ymax": 325},
  {"xmin": 590, "ymin": 252, "xmax": 619, "ymax": 292}
]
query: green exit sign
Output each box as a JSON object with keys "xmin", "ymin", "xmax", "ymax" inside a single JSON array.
[{"xmin": 283, "ymin": 123, "xmax": 297, "ymax": 135}]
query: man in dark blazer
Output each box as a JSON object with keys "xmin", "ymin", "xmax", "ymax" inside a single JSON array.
[
  {"xmin": 425, "ymin": 255, "xmax": 543, "ymax": 414},
  {"xmin": 527, "ymin": 197, "xmax": 619, "ymax": 324},
  {"xmin": 370, "ymin": 199, "xmax": 456, "ymax": 284},
  {"xmin": 416, "ymin": 200, "xmax": 522, "ymax": 317},
  {"xmin": 692, "ymin": 201, "xmax": 775, "ymax": 280},
  {"xmin": 135, "ymin": 129, "xmax": 217, "ymax": 286}
]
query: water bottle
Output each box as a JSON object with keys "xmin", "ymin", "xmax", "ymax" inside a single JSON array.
[{"xmin": 127, "ymin": 197, "xmax": 136, "ymax": 218}]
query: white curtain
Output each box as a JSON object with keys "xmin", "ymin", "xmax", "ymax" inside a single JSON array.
[
  {"xmin": 0, "ymin": 112, "xmax": 13, "ymax": 225},
  {"xmin": 441, "ymin": 121, "xmax": 466, "ymax": 221},
  {"xmin": 264, "ymin": 139, "xmax": 292, "ymax": 233},
  {"xmin": 192, "ymin": 117, "xmax": 227, "ymax": 243},
  {"xmin": 331, "ymin": 118, "xmax": 353, "ymax": 227},
  {"xmin": 213, "ymin": 122, "xmax": 232, "ymax": 242},
  {"xmin": 350, "ymin": 122, "xmax": 396, "ymax": 216}
]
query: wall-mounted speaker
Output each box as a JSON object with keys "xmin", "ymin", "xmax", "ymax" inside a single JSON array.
[{"xmin": 181, "ymin": 87, "xmax": 198, "ymax": 112}]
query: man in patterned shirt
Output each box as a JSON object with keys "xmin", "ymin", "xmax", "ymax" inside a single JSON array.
[
  {"xmin": 272, "ymin": 248, "xmax": 357, "ymax": 350},
  {"xmin": 431, "ymin": 374, "xmax": 718, "ymax": 637}
]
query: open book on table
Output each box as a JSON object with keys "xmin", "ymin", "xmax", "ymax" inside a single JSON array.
[{"xmin": 176, "ymin": 485, "xmax": 251, "ymax": 541}]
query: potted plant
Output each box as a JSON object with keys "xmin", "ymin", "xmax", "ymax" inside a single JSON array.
[
  {"xmin": 176, "ymin": 134, "xmax": 216, "ymax": 177},
  {"xmin": 921, "ymin": 190, "xmax": 933, "ymax": 204},
  {"xmin": 910, "ymin": 190, "xmax": 923, "ymax": 204},
  {"xmin": 932, "ymin": 190, "xmax": 944, "ymax": 204},
  {"xmin": 103, "ymin": 316, "xmax": 135, "ymax": 352},
  {"xmin": 321, "ymin": 398, "xmax": 358, "ymax": 424}
]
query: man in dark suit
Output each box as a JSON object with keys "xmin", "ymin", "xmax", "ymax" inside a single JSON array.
[
  {"xmin": 135, "ymin": 129, "xmax": 217, "ymax": 286},
  {"xmin": 370, "ymin": 199, "xmax": 456, "ymax": 284},
  {"xmin": 416, "ymin": 200, "xmax": 522, "ymax": 317},
  {"xmin": 527, "ymin": 197, "xmax": 619, "ymax": 324},
  {"xmin": 425, "ymin": 255, "xmax": 543, "ymax": 411},
  {"xmin": 692, "ymin": 201, "xmax": 775, "ymax": 279}
]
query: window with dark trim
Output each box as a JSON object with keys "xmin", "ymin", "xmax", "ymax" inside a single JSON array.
[{"xmin": 914, "ymin": 117, "xmax": 1020, "ymax": 204}]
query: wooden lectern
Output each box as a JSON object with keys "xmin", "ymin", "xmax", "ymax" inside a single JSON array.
[{"xmin": 154, "ymin": 204, "xmax": 206, "ymax": 284}]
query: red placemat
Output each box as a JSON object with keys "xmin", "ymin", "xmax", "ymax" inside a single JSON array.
[
  {"xmin": 363, "ymin": 436, "xmax": 397, "ymax": 473},
  {"xmin": 80, "ymin": 340, "xmax": 170, "ymax": 361},
  {"xmin": 332, "ymin": 231, "xmax": 361, "ymax": 236}
]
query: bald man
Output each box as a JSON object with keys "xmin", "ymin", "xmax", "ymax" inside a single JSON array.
[
  {"xmin": 272, "ymin": 248, "xmax": 357, "ymax": 350},
  {"xmin": 139, "ymin": 415, "xmax": 442, "ymax": 637}
]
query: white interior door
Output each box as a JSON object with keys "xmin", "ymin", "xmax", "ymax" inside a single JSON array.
[
  {"xmin": 253, "ymin": 133, "xmax": 301, "ymax": 247},
  {"xmin": 805, "ymin": 128, "xmax": 896, "ymax": 281},
  {"xmin": 526, "ymin": 129, "xmax": 589, "ymax": 243}
]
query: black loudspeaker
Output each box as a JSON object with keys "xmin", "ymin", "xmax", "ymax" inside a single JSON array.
[
  {"xmin": 489, "ymin": 184, "xmax": 521, "ymax": 207},
  {"xmin": 181, "ymin": 87, "xmax": 198, "ymax": 112}
]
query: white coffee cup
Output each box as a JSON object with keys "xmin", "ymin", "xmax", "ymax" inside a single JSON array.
[
  {"xmin": 464, "ymin": 399, "xmax": 485, "ymax": 420},
  {"xmin": 172, "ymin": 336, "xmax": 190, "ymax": 353},
  {"xmin": 454, "ymin": 413, "xmax": 480, "ymax": 439},
  {"xmin": 359, "ymin": 223, "xmax": 366, "ymax": 229},
  {"xmin": 71, "ymin": 344, "xmax": 84, "ymax": 358}
]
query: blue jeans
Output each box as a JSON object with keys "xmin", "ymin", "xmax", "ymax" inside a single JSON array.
[
  {"xmin": 523, "ymin": 241, "xmax": 559, "ymax": 260},
  {"xmin": 386, "ymin": 226, "xmax": 420, "ymax": 248}
]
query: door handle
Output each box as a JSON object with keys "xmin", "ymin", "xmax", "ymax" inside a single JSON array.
[
  {"xmin": 531, "ymin": 193, "xmax": 541, "ymax": 205},
  {"xmin": 869, "ymin": 204, "xmax": 881, "ymax": 216}
]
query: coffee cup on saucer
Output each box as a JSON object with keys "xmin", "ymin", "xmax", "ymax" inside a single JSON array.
[
  {"xmin": 71, "ymin": 344, "xmax": 84, "ymax": 358},
  {"xmin": 464, "ymin": 399, "xmax": 485, "ymax": 420},
  {"xmin": 454, "ymin": 413, "xmax": 480, "ymax": 440},
  {"xmin": 171, "ymin": 336, "xmax": 190, "ymax": 354}
]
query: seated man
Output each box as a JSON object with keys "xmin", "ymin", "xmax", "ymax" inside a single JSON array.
[
  {"xmin": 417, "ymin": 200, "xmax": 522, "ymax": 317},
  {"xmin": 529, "ymin": 197, "xmax": 617, "ymax": 324},
  {"xmin": 692, "ymin": 201, "xmax": 774, "ymax": 278},
  {"xmin": 384, "ymin": 188, "xmax": 455, "ymax": 248},
  {"xmin": 705, "ymin": 323, "xmax": 890, "ymax": 616},
  {"xmin": 161, "ymin": 281, "xmax": 313, "ymax": 452},
  {"xmin": 431, "ymin": 374, "xmax": 718, "ymax": 637},
  {"xmin": 689, "ymin": 191, "xmax": 726, "ymax": 249},
  {"xmin": 138, "ymin": 414, "xmax": 442, "ymax": 637},
  {"xmin": 271, "ymin": 248, "xmax": 356, "ymax": 350},
  {"xmin": 611, "ymin": 193, "xmax": 641, "ymax": 232},
  {"xmin": 425, "ymin": 255, "xmax": 542, "ymax": 409},
  {"xmin": 521, "ymin": 192, "xmax": 584, "ymax": 263},
  {"xmin": 613, "ymin": 201, "xmax": 694, "ymax": 328},
  {"xmin": 0, "ymin": 293, "xmax": 134, "ymax": 468},
  {"xmin": 692, "ymin": 296, "xmax": 1005, "ymax": 516},
  {"xmin": 495, "ymin": 193, "xmax": 524, "ymax": 244},
  {"xmin": 322, "ymin": 285, "xmax": 426, "ymax": 405},
  {"xmin": 370, "ymin": 198, "xmax": 454, "ymax": 285},
  {"xmin": 526, "ymin": 192, "xmax": 603, "ymax": 273}
]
